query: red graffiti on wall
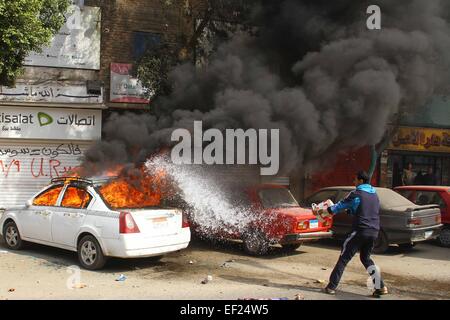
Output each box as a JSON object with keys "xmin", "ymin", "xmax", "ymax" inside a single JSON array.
[
  {"xmin": 30, "ymin": 158, "xmax": 77, "ymax": 179},
  {"xmin": 0, "ymin": 159, "xmax": 21, "ymax": 178}
]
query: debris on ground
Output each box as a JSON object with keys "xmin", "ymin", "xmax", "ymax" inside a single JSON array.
[
  {"xmin": 315, "ymin": 279, "xmax": 326, "ymax": 284},
  {"xmin": 221, "ymin": 259, "xmax": 236, "ymax": 268},
  {"xmin": 321, "ymin": 268, "xmax": 328, "ymax": 271},
  {"xmin": 294, "ymin": 293, "xmax": 305, "ymax": 300},
  {"xmin": 189, "ymin": 260, "xmax": 194, "ymax": 264},
  {"xmin": 73, "ymin": 283, "xmax": 87, "ymax": 289},
  {"xmin": 201, "ymin": 275, "xmax": 213, "ymax": 284},
  {"xmin": 8, "ymin": 288, "xmax": 15, "ymax": 292},
  {"xmin": 116, "ymin": 274, "xmax": 127, "ymax": 282},
  {"xmin": 0, "ymin": 250, "xmax": 8, "ymax": 254}
]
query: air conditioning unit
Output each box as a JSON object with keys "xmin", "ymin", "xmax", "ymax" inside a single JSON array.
[{"xmin": 86, "ymin": 80, "xmax": 103, "ymax": 95}]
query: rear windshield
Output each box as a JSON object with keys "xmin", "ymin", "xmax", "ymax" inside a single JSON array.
[
  {"xmin": 97, "ymin": 177, "xmax": 164, "ymax": 210},
  {"xmin": 396, "ymin": 189, "xmax": 414, "ymax": 200},
  {"xmin": 376, "ymin": 188, "xmax": 415, "ymax": 209},
  {"xmin": 258, "ymin": 188, "xmax": 299, "ymax": 209}
]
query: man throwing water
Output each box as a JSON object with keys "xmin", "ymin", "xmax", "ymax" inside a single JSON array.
[{"xmin": 320, "ymin": 171, "xmax": 388, "ymax": 297}]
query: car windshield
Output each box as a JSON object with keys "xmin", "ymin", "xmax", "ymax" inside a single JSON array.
[
  {"xmin": 304, "ymin": 190, "xmax": 339, "ymax": 207},
  {"xmin": 376, "ymin": 188, "xmax": 415, "ymax": 209},
  {"xmin": 258, "ymin": 188, "xmax": 299, "ymax": 209}
]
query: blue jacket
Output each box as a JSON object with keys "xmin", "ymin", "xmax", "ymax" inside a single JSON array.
[{"xmin": 328, "ymin": 184, "xmax": 380, "ymax": 236}]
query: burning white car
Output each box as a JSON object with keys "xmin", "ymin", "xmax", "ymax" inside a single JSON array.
[{"xmin": 0, "ymin": 176, "xmax": 191, "ymax": 270}]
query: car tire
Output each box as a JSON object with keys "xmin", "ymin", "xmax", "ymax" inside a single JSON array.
[
  {"xmin": 373, "ymin": 230, "xmax": 389, "ymax": 254},
  {"xmin": 398, "ymin": 242, "xmax": 416, "ymax": 250},
  {"xmin": 438, "ymin": 228, "xmax": 450, "ymax": 248},
  {"xmin": 281, "ymin": 243, "xmax": 302, "ymax": 252},
  {"xmin": 77, "ymin": 235, "xmax": 107, "ymax": 270},
  {"xmin": 3, "ymin": 221, "xmax": 23, "ymax": 250},
  {"xmin": 243, "ymin": 230, "xmax": 269, "ymax": 256}
]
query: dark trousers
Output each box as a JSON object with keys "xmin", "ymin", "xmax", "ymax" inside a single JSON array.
[{"xmin": 328, "ymin": 231, "xmax": 385, "ymax": 290}]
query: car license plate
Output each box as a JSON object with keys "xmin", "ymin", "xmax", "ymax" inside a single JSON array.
[
  {"xmin": 309, "ymin": 219, "xmax": 319, "ymax": 229},
  {"xmin": 425, "ymin": 231, "xmax": 433, "ymax": 239},
  {"xmin": 152, "ymin": 217, "xmax": 168, "ymax": 229}
]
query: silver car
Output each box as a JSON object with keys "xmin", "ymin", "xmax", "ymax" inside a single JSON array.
[{"xmin": 303, "ymin": 187, "xmax": 443, "ymax": 253}]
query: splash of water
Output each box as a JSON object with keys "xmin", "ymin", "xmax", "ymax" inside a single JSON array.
[{"xmin": 145, "ymin": 155, "xmax": 261, "ymax": 239}]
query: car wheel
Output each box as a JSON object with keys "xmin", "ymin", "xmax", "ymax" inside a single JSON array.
[
  {"xmin": 281, "ymin": 243, "xmax": 302, "ymax": 252},
  {"xmin": 77, "ymin": 235, "xmax": 107, "ymax": 270},
  {"xmin": 438, "ymin": 228, "xmax": 450, "ymax": 248},
  {"xmin": 373, "ymin": 230, "xmax": 389, "ymax": 254},
  {"xmin": 398, "ymin": 242, "xmax": 416, "ymax": 251},
  {"xmin": 243, "ymin": 230, "xmax": 269, "ymax": 256},
  {"xmin": 3, "ymin": 221, "xmax": 23, "ymax": 250}
]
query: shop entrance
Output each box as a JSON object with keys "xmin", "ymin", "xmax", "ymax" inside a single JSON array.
[{"xmin": 389, "ymin": 151, "xmax": 450, "ymax": 188}]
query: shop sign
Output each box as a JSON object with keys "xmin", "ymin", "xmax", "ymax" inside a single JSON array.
[
  {"xmin": 389, "ymin": 126, "xmax": 450, "ymax": 153},
  {"xmin": 0, "ymin": 83, "xmax": 102, "ymax": 104},
  {"xmin": 0, "ymin": 106, "xmax": 101, "ymax": 140},
  {"xmin": 110, "ymin": 63, "xmax": 152, "ymax": 104},
  {"xmin": 24, "ymin": 5, "xmax": 101, "ymax": 70}
]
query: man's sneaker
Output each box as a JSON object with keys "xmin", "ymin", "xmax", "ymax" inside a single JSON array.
[
  {"xmin": 322, "ymin": 287, "xmax": 336, "ymax": 295},
  {"xmin": 372, "ymin": 286, "xmax": 389, "ymax": 297}
]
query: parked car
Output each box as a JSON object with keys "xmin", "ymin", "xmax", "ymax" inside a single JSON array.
[
  {"xmin": 303, "ymin": 186, "xmax": 443, "ymax": 253},
  {"xmin": 0, "ymin": 177, "xmax": 191, "ymax": 270},
  {"xmin": 190, "ymin": 184, "xmax": 333, "ymax": 255},
  {"xmin": 395, "ymin": 186, "xmax": 450, "ymax": 247}
]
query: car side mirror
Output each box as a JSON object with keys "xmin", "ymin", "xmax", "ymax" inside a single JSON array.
[{"xmin": 26, "ymin": 199, "xmax": 33, "ymax": 208}]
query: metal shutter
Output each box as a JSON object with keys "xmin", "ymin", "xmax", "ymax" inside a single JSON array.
[
  {"xmin": 261, "ymin": 176, "xmax": 290, "ymax": 186},
  {"xmin": 202, "ymin": 165, "xmax": 261, "ymax": 187},
  {"xmin": 0, "ymin": 139, "xmax": 93, "ymax": 208}
]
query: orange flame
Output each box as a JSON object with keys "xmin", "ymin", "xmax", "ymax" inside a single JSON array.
[
  {"xmin": 35, "ymin": 163, "xmax": 169, "ymax": 209},
  {"xmin": 61, "ymin": 187, "xmax": 91, "ymax": 208},
  {"xmin": 33, "ymin": 186, "xmax": 63, "ymax": 206},
  {"xmin": 98, "ymin": 167, "xmax": 167, "ymax": 209}
]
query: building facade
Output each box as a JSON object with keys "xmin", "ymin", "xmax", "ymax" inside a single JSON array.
[
  {"xmin": 0, "ymin": 0, "xmax": 199, "ymax": 208},
  {"xmin": 0, "ymin": 1, "xmax": 104, "ymax": 207}
]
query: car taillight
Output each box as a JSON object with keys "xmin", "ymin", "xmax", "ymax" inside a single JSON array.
[
  {"xmin": 182, "ymin": 211, "xmax": 190, "ymax": 228},
  {"xmin": 119, "ymin": 212, "xmax": 140, "ymax": 234},
  {"xmin": 297, "ymin": 221, "xmax": 309, "ymax": 230},
  {"xmin": 407, "ymin": 218, "xmax": 422, "ymax": 228}
]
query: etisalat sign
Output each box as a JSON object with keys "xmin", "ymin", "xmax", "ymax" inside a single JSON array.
[
  {"xmin": 0, "ymin": 106, "xmax": 101, "ymax": 141},
  {"xmin": 171, "ymin": 121, "xmax": 279, "ymax": 176}
]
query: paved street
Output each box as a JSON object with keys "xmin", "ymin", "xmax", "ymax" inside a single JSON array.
[{"xmin": 0, "ymin": 237, "xmax": 448, "ymax": 300}]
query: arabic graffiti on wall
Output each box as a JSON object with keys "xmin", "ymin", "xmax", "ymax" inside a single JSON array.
[
  {"xmin": 0, "ymin": 158, "xmax": 80, "ymax": 179},
  {"xmin": 0, "ymin": 106, "xmax": 101, "ymax": 140},
  {"xmin": 389, "ymin": 126, "xmax": 450, "ymax": 153},
  {"xmin": 0, "ymin": 143, "xmax": 85, "ymax": 179},
  {"xmin": 0, "ymin": 83, "xmax": 103, "ymax": 104},
  {"xmin": 0, "ymin": 143, "xmax": 82, "ymax": 159}
]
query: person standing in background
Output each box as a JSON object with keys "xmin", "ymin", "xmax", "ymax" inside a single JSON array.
[
  {"xmin": 402, "ymin": 163, "xmax": 416, "ymax": 186},
  {"xmin": 423, "ymin": 167, "xmax": 437, "ymax": 185}
]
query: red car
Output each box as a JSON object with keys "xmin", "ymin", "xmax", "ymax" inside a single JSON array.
[
  {"xmin": 190, "ymin": 184, "xmax": 333, "ymax": 255},
  {"xmin": 395, "ymin": 186, "xmax": 450, "ymax": 247}
]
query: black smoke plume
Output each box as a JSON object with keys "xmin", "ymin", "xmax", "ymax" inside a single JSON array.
[{"xmin": 83, "ymin": 0, "xmax": 450, "ymax": 175}]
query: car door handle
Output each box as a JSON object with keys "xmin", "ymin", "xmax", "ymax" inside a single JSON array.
[{"xmin": 41, "ymin": 210, "xmax": 52, "ymax": 217}]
